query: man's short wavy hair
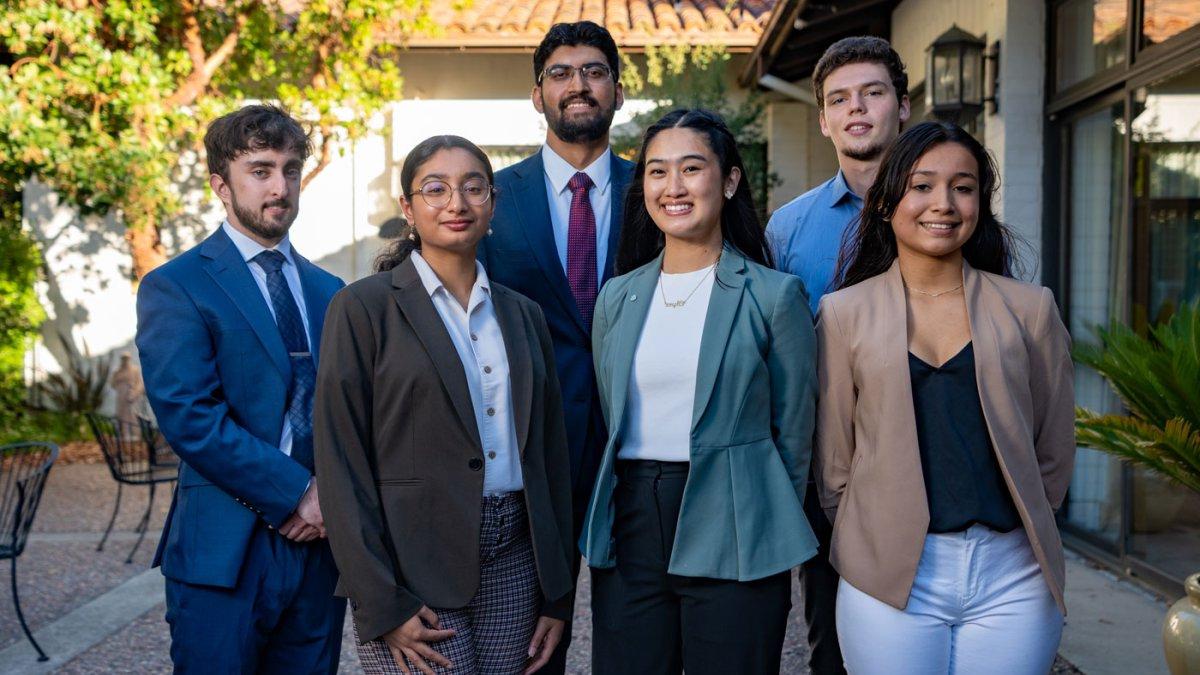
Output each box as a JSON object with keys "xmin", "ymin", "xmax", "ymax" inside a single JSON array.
[
  {"xmin": 812, "ymin": 36, "xmax": 908, "ymax": 110},
  {"xmin": 204, "ymin": 104, "xmax": 311, "ymax": 182}
]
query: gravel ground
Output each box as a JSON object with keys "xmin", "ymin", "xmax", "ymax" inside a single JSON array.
[{"xmin": 0, "ymin": 464, "xmax": 1084, "ymax": 673}]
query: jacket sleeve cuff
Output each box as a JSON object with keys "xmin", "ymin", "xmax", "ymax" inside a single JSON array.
[
  {"xmin": 351, "ymin": 589, "xmax": 425, "ymax": 645},
  {"xmin": 540, "ymin": 588, "xmax": 575, "ymax": 621}
]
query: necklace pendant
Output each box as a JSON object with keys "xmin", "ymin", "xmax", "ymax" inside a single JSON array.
[{"xmin": 664, "ymin": 300, "xmax": 686, "ymax": 308}]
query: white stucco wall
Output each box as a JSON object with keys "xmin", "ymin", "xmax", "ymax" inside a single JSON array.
[{"xmin": 765, "ymin": 95, "xmax": 841, "ymax": 212}]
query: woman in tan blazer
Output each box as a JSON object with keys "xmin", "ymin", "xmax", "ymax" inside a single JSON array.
[{"xmin": 815, "ymin": 121, "xmax": 1075, "ymax": 675}]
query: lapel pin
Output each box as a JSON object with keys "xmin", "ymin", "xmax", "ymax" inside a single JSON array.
[{"xmin": 629, "ymin": 294, "xmax": 637, "ymax": 302}]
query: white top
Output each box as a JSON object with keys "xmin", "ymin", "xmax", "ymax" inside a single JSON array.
[
  {"xmin": 618, "ymin": 265, "xmax": 717, "ymax": 462},
  {"xmin": 410, "ymin": 252, "xmax": 523, "ymax": 494},
  {"xmin": 542, "ymin": 143, "xmax": 612, "ymax": 284},
  {"xmin": 222, "ymin": 221, "xmax": 311, "ymax": 458}
]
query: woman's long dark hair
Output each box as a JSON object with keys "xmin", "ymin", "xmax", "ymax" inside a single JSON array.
[
  {"xmin": 834, "ymin": 121, "xmax": 1020, "ymax": 289},
  {"xmin": 375, "ymin": 135, "xmax": 495, "ymax": 272},
  {"xmin": 615, "ymin": 109, "xmax": 773, "ymax": 274}
]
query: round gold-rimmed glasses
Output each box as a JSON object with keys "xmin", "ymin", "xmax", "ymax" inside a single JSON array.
[{"xmin": 415, "ymin": 180, "xmax": 495, "ymax": 208}]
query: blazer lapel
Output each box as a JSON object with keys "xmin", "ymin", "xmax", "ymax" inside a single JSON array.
[
  {"xmin": 691, "ymin": 250, "xmax": 747, "ymax": 431},
  {"xmin": 602, "ymin": 155, "xmax": 634, "ymax": 285},
  {"xmin": 391, "ymin": 259, "xmax": 482, "ymax": 451},
  {"xmin": 962, "ymin": 262, "xmax": 1015, "ymax": 467},
  {"xmin": 510, "ymin": 153, "xmax": 587, "ymax": 334},
  {"xmin": 605, "ymin": 259, "xmax": 659, "ymax": 437},
  {"xmin": 292, "ymin": 251, "xmax": 327, "ymax": 369},
  {"xmin": 200, "ymin": 228, "xmax": 291, "ymax": 381},
  {"xmin": 492, "ymin": 289, "xmax": 533, "ymax": 456},
  {"xmin": 884, "ymin": 259, "xmax": 928, "ymax": 502}
]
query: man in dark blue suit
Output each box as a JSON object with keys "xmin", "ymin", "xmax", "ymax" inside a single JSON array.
[
  {"xmin": 478, "ymin": 21, "xmax": 633, "ymax": 672},
  {"xmin": 137, "ymin": 105, "xmax": 345, "ymax": 673}
]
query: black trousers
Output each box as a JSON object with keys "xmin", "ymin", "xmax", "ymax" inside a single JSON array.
[
  {"xmin": 801, "ymin": 481, "xmax": 846, "ymax": 675},
  {"xmin": 591, "ymin": 460, "xmax": 791, "ymax": 675}
]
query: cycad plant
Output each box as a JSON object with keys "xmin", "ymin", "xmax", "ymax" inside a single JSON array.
[{"xmin": 1074, "ymin": 302, "xmax": 1200, "ymax": 495}]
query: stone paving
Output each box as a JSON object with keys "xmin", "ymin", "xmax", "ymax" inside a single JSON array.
[{"xmin": 0, "ymin": 463, "xmax": 1083, "ymax": 673}]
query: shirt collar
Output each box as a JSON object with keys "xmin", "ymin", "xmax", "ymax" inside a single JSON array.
[
  {"xmin": 542, "ymin": 144, "xmax": 612, "ymax": 196},
  {"xmin": 222, "ymin": 220, "xmax": 295, "ymax": 266},
  {"xmin": 827, "ymin": 170, "xmax": 861, "ymax": 208},
  {"xmin": 410, "ymin": 250, "xmax": 492, "ymax": 310}
]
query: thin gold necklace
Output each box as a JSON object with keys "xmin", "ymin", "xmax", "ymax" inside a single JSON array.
[
  {"xmin": 659, "ymin": 260, "xmax": 718, "ymax": 308},
  {"xmin": 904, "ymin": 281, "xmax": 963, "ymax": 298}
]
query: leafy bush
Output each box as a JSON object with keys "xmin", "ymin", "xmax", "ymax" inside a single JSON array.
[
  {"xmin": 1074, "ymin": 302, "xmax": 1200, "ymax": 494},
  {"xmin": 0, "ymin": 185, "xmax": 45, "ymax": 428}
]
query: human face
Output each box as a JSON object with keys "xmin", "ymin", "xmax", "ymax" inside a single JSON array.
[
  {"xmin": 210, "ymin": 148, "xmax": 303, "ymax": 245},
  {"xmin": 890, "ymin": 142, "xmax": 980, "ymax": 262},
  {"xmin": 399, "ymin": 147, "xmax": 495, "ymax": 257},
  {"xmin": 533, "ymin": 45, "xmax": 623, "ymax": 144},
  {"xmin": 643, "ymin": 127, "xmax": 740, "ymax": 246},
  {"xmin": 819, "ymin": 62, "xmax": 910, "ymax": 162}
]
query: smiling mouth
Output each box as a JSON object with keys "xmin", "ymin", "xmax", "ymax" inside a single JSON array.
[
  {"xmin": 846, "ymin": 123, "xmax": 872, "ymax": 134},
  {"xmin": 920, "ymin": 221, "xmax": 960, "ymax": 231},
  {"xmin": 662, "ymin": 203, "xmax": 693, "ymax": 216},
  {"xmin": 562, "ymin": 98, "xmax": 597, "ymax": 112}
]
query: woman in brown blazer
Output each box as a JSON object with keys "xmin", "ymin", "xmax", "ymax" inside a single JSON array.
[
  {"xmin": 314, "ymin": 135, "xmax": 574, "ymax": 675},
  {"xmin": 815, "ymin": 121, "xmax": 1075, "ymax": 675}
]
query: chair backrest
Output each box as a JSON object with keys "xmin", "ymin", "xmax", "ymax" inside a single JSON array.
[
  {"xmin": 0, "ymin": 443, "xmax": 59, "ymax": 559},
  {"xmin": 85, "ymin": 413, "xmax": 151, "ymax": 482},
  {"xmin": 136, "ymin": 416, "xmax": 179, "ymax": 468}
]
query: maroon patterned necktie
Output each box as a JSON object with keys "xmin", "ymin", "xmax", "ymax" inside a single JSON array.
[{"xmin": 567, "ymin": 171, "xmax": 598, "ymax": 330}]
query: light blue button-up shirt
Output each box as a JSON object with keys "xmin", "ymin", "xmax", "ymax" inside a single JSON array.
[
  {"xmin": 222, "ymin": 221, "xmax": 310, "ymax": 458},
  {"xmin": 542, "ymin": 144, "xmax": 612, "ymax": 284},
  {"xmin": 409, "ymin": 252, "xmax": 523, "ymax": 495},
  {"xmin": 766, "ymin": 171, "xmax": 863, "ymax": 316}
]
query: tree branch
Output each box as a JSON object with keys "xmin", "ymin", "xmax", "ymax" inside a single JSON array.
[
  {"xmin": 177, "ymin": 0, "xmax": 208, "ymax": 74},
  {"xmin": 301, "ymin": 125, "xmax": 334, "ymax": 190},
  {"xmin": 164, "ymin": 10, "xmax": 249, "ymax": 109}
]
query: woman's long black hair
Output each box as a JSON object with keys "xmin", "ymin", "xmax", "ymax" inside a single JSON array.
[
  {"xmin": 834, "ymin": 120, "xmax": 1020, "ymax": 290},
  {"xmin": 615, "ymin": 109, "xmax": 773, "ymax": 274},
  {"xmin": 375, "ymin": 135, "xmax": 495, "ymax": 272}
]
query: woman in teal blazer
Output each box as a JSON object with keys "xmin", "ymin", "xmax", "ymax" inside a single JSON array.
[{"xmin": 580, "ymin": 109, "xmax": 819, "ymax": 675}]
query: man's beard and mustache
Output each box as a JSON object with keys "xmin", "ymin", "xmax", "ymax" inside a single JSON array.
[
  {"xmin": 544, "ymin": 93, "xmax": 616, "ymax": 144},
  {"xmin": 842, "ymin": 139, "xmax": 886, "ymax": 162},
  {"xmin": 231, "ymin": 189, "xmax": 296, "ymax": 241}
]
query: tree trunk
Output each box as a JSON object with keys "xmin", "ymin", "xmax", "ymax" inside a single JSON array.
[{"xmin": 125, "ymin": 217, "xmax": 166, "ymax": 284}]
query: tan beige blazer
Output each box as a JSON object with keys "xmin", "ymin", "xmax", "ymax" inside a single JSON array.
[{"xmin": 815, "ymin": 260, "xmax": 1075, "ymax": 614}]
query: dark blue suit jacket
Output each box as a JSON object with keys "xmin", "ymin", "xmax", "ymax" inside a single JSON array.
[
  {"xmin": 479, "ymin": 150, "xmax": 635, "ymax": 500},
  {"xmin": 136, "ymin": 226, "xmax": 344, "ymax": 588}
]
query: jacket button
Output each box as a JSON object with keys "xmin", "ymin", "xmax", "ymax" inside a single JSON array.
[{"xmin": 469, "ymin": 458, "xmax": 483, "ymax": 471}]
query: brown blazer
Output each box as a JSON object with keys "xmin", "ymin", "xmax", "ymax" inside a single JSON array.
[
  {"xmin": 815, "ymin": 260, "xmax": 1075, "ymax": 614},
  {"xmin": 313, "ymin": 257, "xmax": 575, "ymax": 644}
]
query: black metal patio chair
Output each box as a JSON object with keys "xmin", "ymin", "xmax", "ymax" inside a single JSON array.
[
  {"xmin": 85, "ymin": 414, "xmax": 178, "ymax": 563},
  {"xmin": 0, "ymin": 442, "xmax": 60, "ymax": 662}
]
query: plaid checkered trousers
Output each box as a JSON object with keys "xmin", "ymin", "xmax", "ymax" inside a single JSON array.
[{"xmin": 355, "ymin": 492, "xmax": 542, "ymax": 674}]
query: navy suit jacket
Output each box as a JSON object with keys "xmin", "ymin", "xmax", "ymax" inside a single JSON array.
[
  {"xmin": 479, "ymin": 150, "xmax": 635, "ymax": 494},
  {"xmin": 136, "ymin": 225, "xmax": 344, "ymax": 588}
]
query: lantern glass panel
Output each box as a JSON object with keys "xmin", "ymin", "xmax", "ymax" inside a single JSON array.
[
  {"xmin": 933, "ymin": 50, "xmax": 961, "ymax": 105},
  {"xmin": 962, "ymin": 44, "xmax": 983, "ymax": 105}
]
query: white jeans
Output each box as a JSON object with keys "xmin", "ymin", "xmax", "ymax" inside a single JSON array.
[{"xmin": 836, "ymin": 525, "xmax": 1064, "ymax": 675}]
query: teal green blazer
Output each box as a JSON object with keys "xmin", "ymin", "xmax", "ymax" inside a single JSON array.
[{"xmin": 580, "ymin": 248, "xmax": 820, "ymax": 580}]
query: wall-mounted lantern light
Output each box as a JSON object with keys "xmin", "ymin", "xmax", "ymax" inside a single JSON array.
[{"xmin": 925, "ymin": 25, "xmax": 1000, "ymax": 125}]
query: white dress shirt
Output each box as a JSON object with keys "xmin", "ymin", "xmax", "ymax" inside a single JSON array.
[
  {"xmin": 542, "ymin": 144, "xmax": 612, "ymax": 284},
  {"xmin": 618, "ymin": 266, "xmax": 716, "ymax": 462},
  {"xmin": 222, "ymin": 221, "xmax": 311, "ymax": 458},
  {"xmin": 410, "ymin": 252, "xmax": 523, "ymax": 494}
]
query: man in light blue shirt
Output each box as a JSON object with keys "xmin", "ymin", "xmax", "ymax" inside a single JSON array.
[{"xmin": 765, "ymin": 36, "xmax": 910, "ymax": 675}]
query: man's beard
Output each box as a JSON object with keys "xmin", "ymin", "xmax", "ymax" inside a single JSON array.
[
  {"xmin": 544, "ymin": 93, "xmax": 616, "ymax": 144},
  {"xmin": 842, "ymin": 140, "xmax": 886, "ymax": 162},
  {"xmin": 231, "ymin": 189, "xmax": 295, "ymax": 241}
]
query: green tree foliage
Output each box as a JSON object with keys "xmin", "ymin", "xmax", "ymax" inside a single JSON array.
[
  {"xmin": 0, "ymin": 0, "xmax": 434, "ymax": 281},
  {"xmin": 0, "ymin": 187, "xmax": 44, "ymax": 425},
  {"xmin": 614, "ymin": 45, "xmax": 780, "ymax": 224},
  {"xmin": 1075, "ymin": 303, "xmax": 1200, "ymax": 494}
]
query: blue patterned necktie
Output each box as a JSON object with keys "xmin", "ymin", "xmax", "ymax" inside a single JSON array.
[{"xmin": 252, "ymin": 250, "xmax": 315, "ymax": 471}]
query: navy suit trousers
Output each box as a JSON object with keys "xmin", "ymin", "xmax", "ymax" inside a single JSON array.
[{"xmin": 165, "ymin": 524, "xmax": 345, "ymax": 674}]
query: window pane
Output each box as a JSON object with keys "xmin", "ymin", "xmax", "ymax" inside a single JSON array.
[
  {"xmin": 1056, "ymin": 0, "xmax": 1127, "ymax": 91},
  {"xmin": 1142, "ymin": 0, "xmax": 1200, "ymax": 49},
  {"xmin": 1130, "ymin": 63, "xmax": 1200, "ymax": 581},
  {"xmin": 1066, "ymin": 102, "xmax": 1127, "ymax": 544}
]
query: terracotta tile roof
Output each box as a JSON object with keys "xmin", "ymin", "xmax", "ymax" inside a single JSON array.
[{"xmin": 403, "ymin": 0, "xmax": 776, "ymax": 50}]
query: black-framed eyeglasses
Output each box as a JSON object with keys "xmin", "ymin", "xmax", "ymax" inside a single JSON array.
[
  {"xmin": 415, "ymin": 180, "xmax": 495, "ymax": 208},
  {"xmin": 538, "ymin": 62, "xmax": 615, "ymax": 85}
]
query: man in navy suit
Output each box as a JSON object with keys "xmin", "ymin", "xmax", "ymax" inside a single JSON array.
[
  {"xmin": 137, "ymin": 105, "xmax": 345, "ymax": 673},
  {"xmin": 478, "ymin": 21, "xmax": 634, "ymax": 673}
]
